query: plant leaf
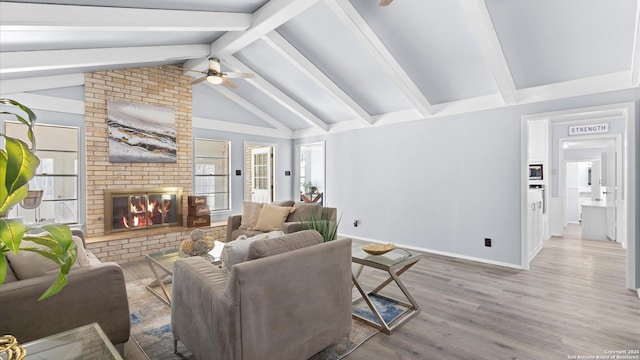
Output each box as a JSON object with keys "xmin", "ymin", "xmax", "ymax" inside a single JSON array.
[
  {"xmin": 0, "ymin": 252, "xmax": 6, "ymax": 284},
  {"xmin": 0, "ymin": 136, "xmax": 39, "ymax": 214},
  {"xmin": 38, "ymin": 272, "xmax": 68, "ymax": 301},
  {"xmin": 0, "ymin": 218, "xmax": 26, "ymax": 253},
  {"xmin": 0, "ymin": 98, "xmax": 37, "ymax": 149}
]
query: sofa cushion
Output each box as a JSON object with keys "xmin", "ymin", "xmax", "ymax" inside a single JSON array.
[
  {"xmin": 287, "ymin": 203, "xmax": 323, "ymax": 222},
  {"xmin": 246, "ymin": 230, "xmax": 323, "ymax": 260},
  {"xmin": 220, "ymin": 231, "xmax": 284, "ymax": 273},
  {"xmin": 239, "ymin": 201, "xmax": 264, "ymax": 230},
  {"xmin": 2, "ymin": 254, "xmax": 18, "ymax": 283},
  {"xmin": 6, "ymin": 235, "xmax": 91, "ymax": 280},
  {"xmin": 272, "ymin": 200, "xmax": 295, "ymax": 207},
  {"xmin": 254, "ymin": 204, "xmax": 294, "ymax": 232}
]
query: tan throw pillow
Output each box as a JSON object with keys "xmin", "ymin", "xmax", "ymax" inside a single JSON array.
[
  {"xmin": 239, "ymin": 201, "xmax": 264, "ymax": 230},
  {"xmin": 254, "ymin": 204, "xmax": 294, "ymax": 232},
  {"xmin": 6, "ymin": 235, "xmax": 89, "ymax": 280}
]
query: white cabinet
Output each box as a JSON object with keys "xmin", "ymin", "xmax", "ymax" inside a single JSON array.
[
  {"xmin": 528, "ymin": 189, "xmax": 544, "ymax": 260},
  {"xmin": 528, "ymin": 120, "xmax": 548, "ymax": 163}
]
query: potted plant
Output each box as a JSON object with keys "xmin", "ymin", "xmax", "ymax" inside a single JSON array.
[
  {"xmin": 301, "ymin": 210, "xmax": 341, "ymax": 242},
  {"xmin": 0, "ymin": 98, "xmax": 77, "ymax": 300}
]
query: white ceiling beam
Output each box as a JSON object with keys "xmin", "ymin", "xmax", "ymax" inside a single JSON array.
[
  {"xmin": 325, "ymin": 0, "xmax": 433, "ymax": 116},
  {"xmin": 631, "ymin": 0, "xmax": 640, "ymax": 87},
  {"xmin": 461, "ymin": 0, "xmax": 518, "ymax": 104},
  {"xmin": 0, "ymin": 45, "xmax": 210, "ymax": 74},
  {"xmin": 210, "ymin": 0, "xmax": 322, "ymax": 59},
  {"xmin": 0, "ymin": 73, "xmax": 85, "ymax": 95},
  {"xmin": 517, "ymin": 71, "xmax": 631, "ymax": 104},
  {"xmin": 185, "ymin": 0, "xmax": 321, "ymax": 75},
  {"xmin": 0, "ymin": 2, "xmax": 250, "ymax": 32},
  {"xmin": 262, "ymin": 31, "xmax": 373, "ymax": 127},
  {"xmin": 224, "ymin": 56, "xmax": 330, "ymax": 132},
  {"xmin": 209, "ymin": 84, "xmax": 294, "ymax": 138},
  {"xmin": 193, "ymin": 116, "xmax": 291, "ymax": 139},
  {"xmin": 0, "ymin": 93, "xmax": 84, "ymax": 115}
]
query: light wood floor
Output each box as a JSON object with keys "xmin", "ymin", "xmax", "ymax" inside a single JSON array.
[{"xmin": 121, "ymin": 225, "xmax": 639, "ymax": 360}]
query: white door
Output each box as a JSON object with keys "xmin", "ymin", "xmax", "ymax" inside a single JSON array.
[
  {"xmin": 603, "ymin": 149, "xmax": 617, "ymax": 240},
  {"xmin": 251, "ymin": 147, "xmax": 272, "ymax": 203}
]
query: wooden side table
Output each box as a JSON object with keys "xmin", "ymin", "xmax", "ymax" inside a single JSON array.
[{"xmin": 351, "ymin": 246, "xmax": 421, "ymax": 334}]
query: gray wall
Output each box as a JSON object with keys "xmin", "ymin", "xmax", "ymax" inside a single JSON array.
[
  {"xmin": 192, "ymin": 128, "xmax": 293, "ymax": 222},
  {"xmin": 297, "ymin": 88, "xmax": 640, "ymax": 268},
  {"xmin": 636, "ymin": 101, "xmax": 640, "ymax": 289}
]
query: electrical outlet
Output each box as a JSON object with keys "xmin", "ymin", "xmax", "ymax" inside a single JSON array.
[
  {"xmin": 353, "ymin": 220, "xmax": 359, "ymax": 227},
  {"xmin": 484, "ymin": 238, "xmax": 492, "ymax": 247}
]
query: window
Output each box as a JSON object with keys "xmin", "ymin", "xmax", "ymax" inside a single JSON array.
[
  {"xmin": 5, "ymin": 123, "xmax": 79, "ymax": 224},
  {"xmin": 194, "ymin": 139, "xmax": 230, "ymax": 211}
]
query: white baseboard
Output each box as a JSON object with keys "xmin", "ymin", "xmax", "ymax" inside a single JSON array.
[{"xmin": 340, "ymin": 233, "xmax": 524, "ymax": 270}]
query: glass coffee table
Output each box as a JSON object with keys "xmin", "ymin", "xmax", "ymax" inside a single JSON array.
[
  {"xmin": 351, "ymin": 245, "xmax": 422, "ymax": 334},
  {"xmin": 145, "ymin": 240, "xmax": 224, "ymax": 305},
  {"xmin": 0, "ymin": 323, "xmax": 122, "ymax": 360}
]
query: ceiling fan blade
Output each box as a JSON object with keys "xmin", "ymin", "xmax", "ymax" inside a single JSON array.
[
  {"xmin": 192, "ymin": 76, "xmax": 208, "ymax": 85},
  {"xmin": 222, "ymin": 77, "xmax": 238, "ymax": 89},
  {"xmin": 224, "ymin": 72, "xmax": 255, "ymax": 79},
  {"xmin": 379, "ymin": 0, "xmax": 393, "ymax": 5}
]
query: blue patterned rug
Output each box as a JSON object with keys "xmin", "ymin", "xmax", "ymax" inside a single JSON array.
[
  {"xmin": 127, "ymin": 280, "xmax": 379, "ymax": 360},
  {"xmin": 352, "ymin": 293, "xmax": 410, "ymax": 325}
]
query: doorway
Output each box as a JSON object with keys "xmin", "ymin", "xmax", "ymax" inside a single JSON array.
[
  {"xmin": 295, "ymin": 142, "xmax": 326, "ymax": 205},
  {"xmin": 560, "ymin": 137, "xmax": 620, "ymax": 242},
  {"xmin": 244, "ymin": 143, "xmax": 275, "ymax": 203},
  {"xmin": 521, "ymin": 102, "xmax": 636, "ymax": 290}
]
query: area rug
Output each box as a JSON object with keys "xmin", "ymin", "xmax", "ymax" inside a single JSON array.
[{"xmin": 126, "ymin": 279, "xmax": 379, "ymax": 360}]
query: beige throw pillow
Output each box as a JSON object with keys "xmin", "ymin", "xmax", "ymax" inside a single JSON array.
[
  {"xmin": 6, "ymin": 235, "xmax": 90, "ymax": 280},
  {"xmin": 254, "ymin": 204, "xmax": 294, "ymax": 232},
  {"xmin": 239, "ymin": 201, "xmax": 264, "ymax": 230}
]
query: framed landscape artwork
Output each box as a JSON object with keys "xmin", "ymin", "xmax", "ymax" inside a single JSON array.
[{"xmin": 107, "ymin": 100, "xmax": 177, "ymax": 163}]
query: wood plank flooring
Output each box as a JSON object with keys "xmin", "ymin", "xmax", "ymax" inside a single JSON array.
[{"xmin": 120, "ymin": 224, "xmax": 640, "ymax": 360}]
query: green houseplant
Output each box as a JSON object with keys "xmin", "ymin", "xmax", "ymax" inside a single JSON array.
[
  {"xmin": 0, "ymin": 98, "xmax": 77, "ymax": 300},
  {"xmin": 301, "ymin": 210, "xmax": 341, "ymax": 242}
]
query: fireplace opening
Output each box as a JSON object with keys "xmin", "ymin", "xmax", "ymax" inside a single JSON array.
[{"xmin": 105, "ymin": 188, "xmax": 182, "ymax": 234}]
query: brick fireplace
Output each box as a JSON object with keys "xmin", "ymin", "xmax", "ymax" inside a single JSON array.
[{"xmin": 82, "ymin": 65, "xmax": 225, "ymax": 263}]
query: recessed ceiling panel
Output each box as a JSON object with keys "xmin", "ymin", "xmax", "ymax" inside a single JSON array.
[
  {"xmin": 487, "ymin": 0, "xmax": 636, "ymax": 88},
  {"xmin": 235, "ymin": 38, "xmax": 354, "ymax": 124},
  {"xmin": 277, "ymin": 1, "xmax": 412, "ymax": 115},
  {"xmin": 5, "ymin": 0, "xmax": 267, "ymax": 12},
  {"xmin": 349, "ymin": 0, "xmax": 498, "ymax": 104},
  {"xmin": 192, "ymin": 82, "xmax": 275, "ymax": 128},
  {"xmin": 0, "ymin": 31, "xmax": 222, "ymax": 52},
  {"xmin": 230, "ymin": 84, "xmax": 310, "ymax": 131}
]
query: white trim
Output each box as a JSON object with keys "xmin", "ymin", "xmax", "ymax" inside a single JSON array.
[
  {"xmin": 0, "ymin": 2, "xmax": 250, "ymax": 32},
  {"xmin": 520, "ymin": 115, "xmax": 530, "ymax": 270},
  {"xmin": 344, "ymin": 234, "xmax": 524, "ymax": 270},
  {"xmin": 631, "ymin": 0, "xmax": 640, "ymax": 87},
  {"xmin": 193, "ymin": 117, "xmax": 291, "ymax": 139},
  {"xmin": 0, "ymin": 73, "xmax": 85, "ymax": 95}
]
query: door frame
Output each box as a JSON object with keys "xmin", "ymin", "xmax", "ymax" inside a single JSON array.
[
  {"xmin": 521, "ymin": 102, "xmax": 636, "ymax": 290},
  {"xmin": 244, "ymin": 141, "xmax": 276, "ymax": 203}
]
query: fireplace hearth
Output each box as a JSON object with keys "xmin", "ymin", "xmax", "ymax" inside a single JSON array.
[{"xmin": 104, "ymin": 187, "xmax": 182, "ymax": 234}]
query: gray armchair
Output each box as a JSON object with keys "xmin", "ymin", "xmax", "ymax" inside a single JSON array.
[{"xmin": 172, "ymin": 231, "xmax": 352, "ymax": 360}]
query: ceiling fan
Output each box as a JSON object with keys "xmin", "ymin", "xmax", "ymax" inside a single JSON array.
[
  {"xmin": 379, "ymin": 0, "xmax": 393, "ymax": 6},
  {"xmin": 190, "ymin": 58, "xmax": 254, "ymax": 89}
]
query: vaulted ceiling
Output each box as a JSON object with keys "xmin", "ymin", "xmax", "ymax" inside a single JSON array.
[{"xmin": 1, "ymin": 0, "xmax": 639, "ymax": 139}]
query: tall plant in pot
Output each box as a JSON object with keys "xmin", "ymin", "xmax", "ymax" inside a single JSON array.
[{"xmin": 0, "ymin": 98, "xmax": 77, "ymax": 300}]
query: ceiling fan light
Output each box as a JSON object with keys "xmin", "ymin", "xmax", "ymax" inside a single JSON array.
[{"xmin": 207, "ymin": 76, "xmax": 223, "ymax": 85}]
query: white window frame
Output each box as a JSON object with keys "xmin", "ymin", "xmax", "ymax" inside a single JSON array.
[{"xmin": 193, "ymin": 138, "xmax": 231, "ymax": 212}]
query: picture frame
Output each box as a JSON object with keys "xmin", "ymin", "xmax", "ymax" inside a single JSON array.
[{"xmin": 529, "ymin": 164, "xmax": 543, "ymax": 180}]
